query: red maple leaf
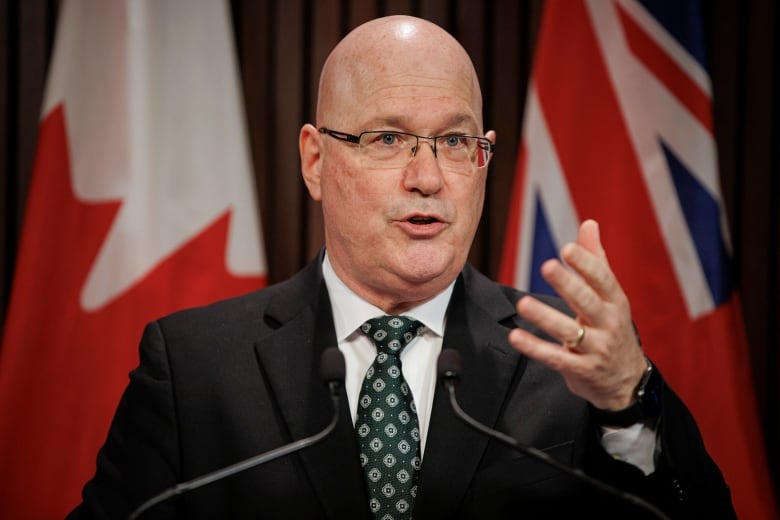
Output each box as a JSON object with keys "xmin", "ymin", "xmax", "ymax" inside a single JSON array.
[{"xmin": 0, "ymin": 105, "xmax": 265, "ymax": 518}]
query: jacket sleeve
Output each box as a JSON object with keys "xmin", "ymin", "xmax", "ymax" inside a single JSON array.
[
  {"xmin": 585, "ymin": 374, "xmax": 737, "ymax": 519},
  {"xmin": 67, "ymin": 321, "xmax": 180, "ymax": 520},
  {"xmin": 505, "ymin": 287, "xmax": 736, "ymax": 518}
]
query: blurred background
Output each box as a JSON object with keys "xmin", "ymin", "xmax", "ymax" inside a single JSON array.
[{"xmin": 1, "ymin": 0, "xmax": 778, "ymax": 515}]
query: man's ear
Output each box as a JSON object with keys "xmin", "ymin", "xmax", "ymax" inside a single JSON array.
[{"xmin": 299, "ymin": 124, "xmax": 323, "ymax": 201}]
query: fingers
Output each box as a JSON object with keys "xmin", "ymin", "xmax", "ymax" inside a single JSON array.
[
  {"xmin": 565, "ymin": 325, "xmax": 586, "ymax": 349},
  {"xmin": 516, "ymin": 295, "xmax": 586, "ymax": 349},
  {"xmin": 510, "ymin": 294, "xmax": 645, "ymax": 409},
  {"xmin": 560, "ymin": 244, "xmax": 620, "ymax": 305},
  {"xmin": 577, "ymin": 219, "xmax": 607, "ymax": 262},
  {"xmin": 508, "ymin": 219, "xmax": 646, "ymax": 410},
  {"xmin": 508, "ymin": 326, "xmax": 584, "ymax": 374},
  {"xmin": 541, "ymin": 222, "xmax": 628, "ymax": 328},
  {"xmin": 541, "ymin": 258, "xmax": 602, "ymax": 326}
]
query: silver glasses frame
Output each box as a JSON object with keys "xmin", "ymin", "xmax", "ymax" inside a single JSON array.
[{"xmin": 318, "ymin": 127, "xmax": 495, "ymax": 172}]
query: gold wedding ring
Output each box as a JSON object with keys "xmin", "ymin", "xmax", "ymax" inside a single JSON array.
[{"xmin": 564, "ymin": 326, "xmax": 586, "ymax": 349}]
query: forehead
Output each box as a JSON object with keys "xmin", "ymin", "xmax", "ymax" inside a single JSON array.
[
  {"xmin": 320, "ymin": 23, "xmax": 483, "ymax": 132},
  {"xmin": 340, "ymin": 65, "xmax": 482, "ymax": 133}
]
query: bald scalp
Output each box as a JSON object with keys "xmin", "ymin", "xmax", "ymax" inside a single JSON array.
[{"xmin": 316, "ymin": 15, "xmax": 483, "ymax": 128}]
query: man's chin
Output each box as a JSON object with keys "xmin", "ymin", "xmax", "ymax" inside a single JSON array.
[{"xmin": 393, "ymin": 254, "xmax": 461, "ymax": 288}]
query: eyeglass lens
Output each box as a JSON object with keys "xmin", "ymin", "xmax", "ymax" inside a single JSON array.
[{"xmin": 358, "ymin": 131, "xmax": 489, "ymax": 172}]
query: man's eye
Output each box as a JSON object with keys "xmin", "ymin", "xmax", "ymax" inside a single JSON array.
[
  {"xmin": 444, "ymin": 135, "xmax": 464, "ymax": 147},
  {"xmin": 380, "ymin": 133, "xmax": 399, "ymax": 145}
]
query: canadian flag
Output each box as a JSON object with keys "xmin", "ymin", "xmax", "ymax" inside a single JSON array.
[
  {"xmin": 500, "ymin": 0, "xmax": 777, "ymax": 518},
  {"xmin": 0, "ymin": 0, "xmax": 267, "ymax": 517}
]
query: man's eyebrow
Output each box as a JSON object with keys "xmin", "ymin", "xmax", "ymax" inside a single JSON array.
[{"xmin": 442, "ymin": 114, "xmax": 477, "ymax": 130}]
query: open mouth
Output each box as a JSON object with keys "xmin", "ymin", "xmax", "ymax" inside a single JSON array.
[{"xmin": 407, "ymin": 216, "xmax": 439, "ymax": 225}]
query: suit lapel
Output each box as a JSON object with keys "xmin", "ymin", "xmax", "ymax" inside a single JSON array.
[
  {"xmin": 252, "ymin": 259, "xmax": 524, "ymax": 518},
  {"xmin": 415, "ymin": 266, "xmax": 523, "ymax": 518},
  {"xmin": 253, "ymin": 258, "xmax": 369, "ymax": 519}
]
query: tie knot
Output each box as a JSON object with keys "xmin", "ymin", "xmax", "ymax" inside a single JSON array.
[{"xmin": 361, "ymin": 315, "xmax": 423, "ymax": 356}]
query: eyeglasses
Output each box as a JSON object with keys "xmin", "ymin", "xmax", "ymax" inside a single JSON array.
[{"xmin": 318, "ymin": 128, "xmax": 494, "ymax": 173}]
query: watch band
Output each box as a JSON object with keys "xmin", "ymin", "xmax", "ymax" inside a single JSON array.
[{"xmin": 590, "ymin": 356, "xmax": 663, "ymax": 428}]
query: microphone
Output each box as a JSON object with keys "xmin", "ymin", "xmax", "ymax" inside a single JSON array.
[
  {"xmin": 437, "ymin": 349, "xmax": 670, "ymax": 520},
  {"xmin": 129, "ymin": 347, "xmax": 346, "ymax": 520}
]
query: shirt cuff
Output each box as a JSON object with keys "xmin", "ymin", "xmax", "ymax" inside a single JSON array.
[{"xmin": 600, "ymin": 423, "xmax": 658, "ymax": 475}]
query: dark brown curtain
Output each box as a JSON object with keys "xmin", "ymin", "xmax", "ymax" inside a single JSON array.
[{"xmin": 1, "ymin": 0, "xmax": 778, "ymax": 500}]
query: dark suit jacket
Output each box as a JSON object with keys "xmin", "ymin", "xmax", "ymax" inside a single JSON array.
[{"xmin": 70, "ymin": 256, "xmax": 735, "ymax": 519}]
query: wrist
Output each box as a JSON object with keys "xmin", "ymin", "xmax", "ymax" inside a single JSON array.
[{"xmin": 590, "ymin": 357, "xmax": 663, "ymax": 428}]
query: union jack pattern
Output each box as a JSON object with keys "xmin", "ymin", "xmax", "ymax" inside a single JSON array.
[{"xmin": 500, "ymin": 1, "xmax": 777, "ymax": 518}]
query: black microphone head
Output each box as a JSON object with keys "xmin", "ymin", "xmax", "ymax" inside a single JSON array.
[
  {"xmin": 437, "ymin": 349, "xmax": 462, "ymax": 383},
  {"xmin": 320, "ymin": 347, "xmax": 346, "ymax": 385}
]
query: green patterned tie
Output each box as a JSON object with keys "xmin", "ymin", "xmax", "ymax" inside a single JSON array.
[{"xmin": 356, "ymin": 316, "xmax": 424, "ymax": 520}]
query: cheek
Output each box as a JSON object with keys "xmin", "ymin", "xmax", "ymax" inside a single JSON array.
[
  {"xmin": 455, "ymin": 176, "xmax": 486, "ymax": 230},
  {"xmin": 320, "ymin": 165, "xmax": 387, "ymax": 233}
]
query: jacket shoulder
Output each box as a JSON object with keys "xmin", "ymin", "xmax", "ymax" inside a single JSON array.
[
  {"xmin": 154, "ymin": 255, "xmax": 323, "ymax": 340},
  {"xmin": 460, "ymin": 263, "xmax": 571, "ymax": 323}
]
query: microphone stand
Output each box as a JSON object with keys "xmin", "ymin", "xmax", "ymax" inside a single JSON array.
[
  {"xmin": 129, "ymin": 349, "xmax": 344, "ymax": 520},
  {"xmin": 440, "ymin": 355, "xmax": 670, "ymax": 520}
]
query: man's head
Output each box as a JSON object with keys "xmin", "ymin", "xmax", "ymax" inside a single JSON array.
[{"xmin": 299, "ymin": 15, "xmax": 495, "ymax": 313}]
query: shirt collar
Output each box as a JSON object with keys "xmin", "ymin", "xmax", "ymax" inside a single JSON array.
[{"xmin": 322, "ymin": 252, "xmax": 454, "ymax": 341}]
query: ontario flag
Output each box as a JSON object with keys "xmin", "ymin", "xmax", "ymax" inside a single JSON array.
[
  {"xmin": 500, "ymin": 0, "xmax": 777, "ymax": 518},
  {"xmin": 0, "ymin": 0, "xmax": 267, "ymax": 517}
]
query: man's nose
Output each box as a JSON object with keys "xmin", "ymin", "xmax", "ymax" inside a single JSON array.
[
  {"xmin": 411, "ymin": 138, "xmax": 437, "ymax": 159},
  {"xmin": 403, "ymin": 140, "xmax": 444, "ymax": 195}
]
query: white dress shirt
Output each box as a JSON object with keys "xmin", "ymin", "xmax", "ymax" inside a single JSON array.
[
  {"xmin": 323, "ymin": 254, "xmax": 451, "ymax": 456},
  {"xmin": 321, "ymin": 253, "xmax": 656, "ymax": 474}
]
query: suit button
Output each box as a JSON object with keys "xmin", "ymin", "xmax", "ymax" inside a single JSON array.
[{"xmin": 672, "ymin": 478, "xmax": 685, "ymax": 502}]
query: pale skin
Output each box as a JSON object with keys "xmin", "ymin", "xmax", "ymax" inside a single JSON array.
[
  {"xmin": 299, "ymin": 16, "xmax": 646, "ymax": 413},
  {"xmin": 510, "ymin": 220, "xmax": 648, "ymax": 411}
]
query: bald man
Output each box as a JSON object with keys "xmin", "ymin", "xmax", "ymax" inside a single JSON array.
[{"xmin": 70, "ymin": 16, "xmax": 735, "ymax": 519}]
